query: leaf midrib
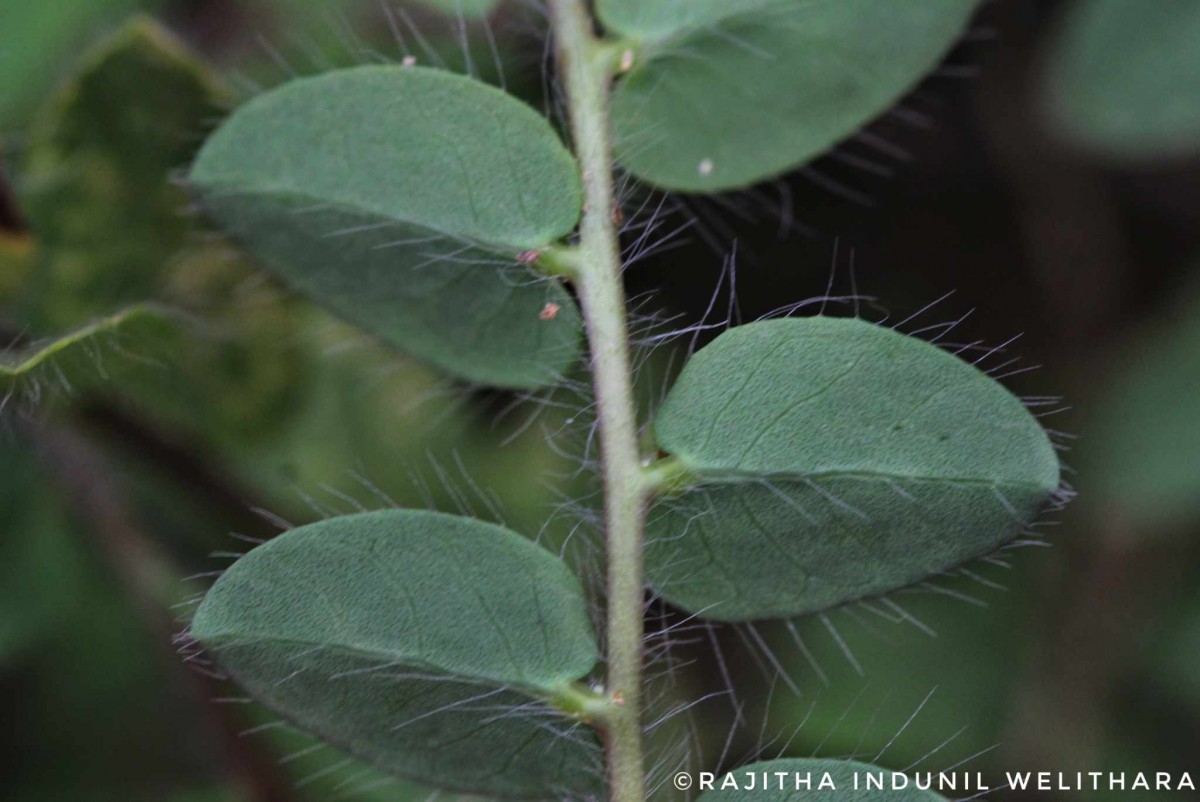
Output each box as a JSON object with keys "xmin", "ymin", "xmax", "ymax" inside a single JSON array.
[
  {"xmin": 194, "ymin": 181, "xmax": 564, "ymax": 254},
  {"xmin": 680, "ymin": 465, "xmax": 1056, "ymax": 494},
  {"xmin": 198, "ymin": 632, "xmax": 592, "ymax": 697}
]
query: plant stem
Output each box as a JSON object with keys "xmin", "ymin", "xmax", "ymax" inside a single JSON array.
[{"xmin": 546, "ymin": 3, "xmax": 646, "ymax": 802}]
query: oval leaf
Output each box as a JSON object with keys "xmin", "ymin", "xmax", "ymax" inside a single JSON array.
[
  {"xmin": 646, "ymin": 317, "xmax": 1059, "ymax": 620},
  {"xmin": 604, "ymin": 0, "xmax": 981, "ymax": 191},
  {"xmin": 191, "ymin": 509, "xmax": 601, "ymax": 797},
  {"xmin": 699, "ymin": 758, "xmax": 947, "ymax": 801},
  {"xmin": 1045, "ymin": 0, "xmax": 1200, "ymax": 161},
  {"xmin": 190, "ymin": 66, "xmax": 583, "ymax": 389}
]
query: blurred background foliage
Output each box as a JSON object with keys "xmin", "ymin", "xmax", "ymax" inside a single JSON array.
[{"xmin": 1, "ymin": 0, "xmax": 1199, "ymax": 800}]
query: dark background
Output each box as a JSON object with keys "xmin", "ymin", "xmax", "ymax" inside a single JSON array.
[{"xmin": 2, "ymin": 1, "xmax": 1199, "ymax": 800}]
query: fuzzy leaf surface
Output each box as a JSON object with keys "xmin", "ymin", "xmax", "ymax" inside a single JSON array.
[
  {"xmin": 603, "ymin": 0, "xmax": 980, "ymax": 191},
  {"xmin": 191, "ymin": 509, "xmax": 601, "ymax": 797},
  {"xmin": 1045, "ymin": 0, "xmax": 1200, "ymax": 160},
  {"xmin": 646, "ymin": 317, "xmax": 1059, "ymax": 620},
  {"xmin": 1, "ymin": 304, "xmax": 180, "ymax": 399},
  {"xmin": 699, "ymin": 758, "xmax": 947, "ymax": 802},
  {"xmin": 190, "ymin": 66, "xmax": 584, "ymax": 389}
]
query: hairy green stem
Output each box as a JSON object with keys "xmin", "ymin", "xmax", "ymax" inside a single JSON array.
[{"xmin": 547, "ymin": 2, "xmax": 647, "ymax": 802}]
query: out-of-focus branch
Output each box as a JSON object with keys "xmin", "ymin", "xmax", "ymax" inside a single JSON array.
[
  {"xmin": 78, "ymin": 400, "xmax": 279, "ymax": 542},
  {"xmin": 30, "ymin": 421, "xmax": 295, "ymax": 802}
]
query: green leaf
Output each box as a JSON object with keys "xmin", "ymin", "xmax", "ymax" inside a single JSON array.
[
  {"xmin": 14, "ymin": 20, "xmax": 307, "ymax": 440},
  {"xmin": 1, "ymin": 304, "xmax": 179, "ymax": 396},
  {"xmin": 20, "ymin": 16, "xmax": 231, "ymax": 331},
  {"xmin": 603, "ymin": 0, "xmax": 981, "ymax": 191},
  {"xmin": 191, "ymin": 509, "xmax": 602, "ymax": 797},
  {"xmin": 190, "ymin": 66, "xmax": 585, "ymax": 389},
  {"xmin": 1045, "ymin": 0, "xmax": 1200, "ymax": 161},
  {"xmin": 1084, "ymin": 279, "xmax": 1200, "ymax": 529},
  {"xmin": 0, "ymin": 0, "xmax": 159, "ymax": 126},
  {"xmin": 645, "ymin": 317, "xmax": 1059, "ymax": 621},
  {"xmin": 698, "ymin": 758, "xmax": 948, "ymax": 801}
]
